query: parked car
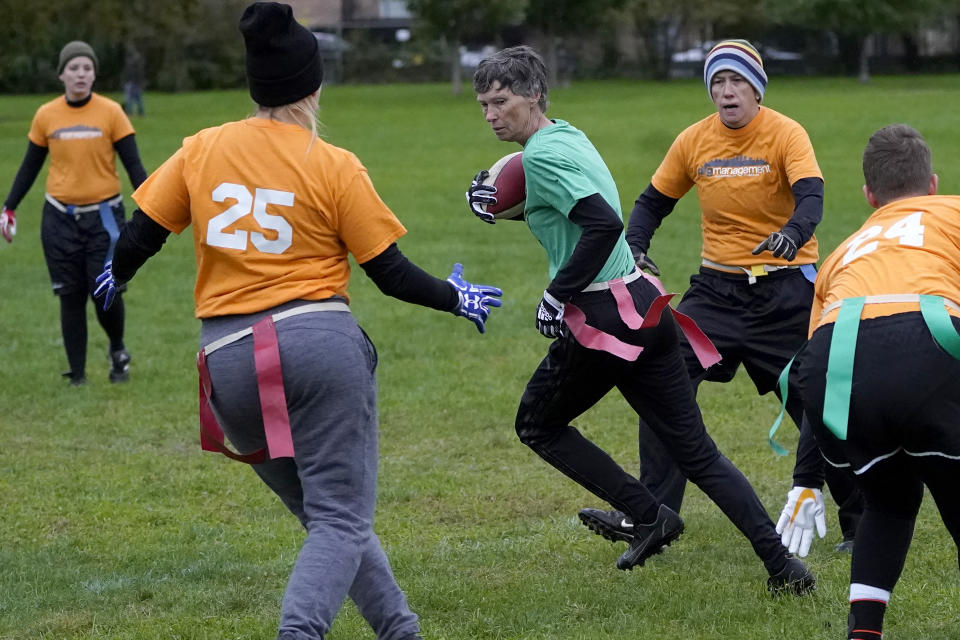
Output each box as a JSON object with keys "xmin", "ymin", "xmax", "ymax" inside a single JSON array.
[
  {"xmin": 314, "ymin": 31, "xmax": 351, "ymax": 53},
  {"xmin": 460, "ymin": 45, "xmax": 496, "ymax": 69},
  {"xmin": 670, "ymin": 41, "xmax": 804, "ymax": 78},
  {"xmin": 671, "ymin": 42, "xmax": 802, "ymax": 63}
]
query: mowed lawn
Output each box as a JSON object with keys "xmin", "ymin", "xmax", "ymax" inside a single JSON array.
[{"xmin": 1, "ymin": 76, "xmax": 959, "ymax": 639}]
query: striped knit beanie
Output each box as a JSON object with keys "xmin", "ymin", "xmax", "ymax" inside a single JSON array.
[{"xmin": 703, "ymin": 40, "xmax": 767, "ymax": 102}]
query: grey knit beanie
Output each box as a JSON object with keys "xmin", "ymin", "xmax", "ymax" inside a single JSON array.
[{"xmin": 58, "ymin": 41, "xmax": 98, "ymax": 74}]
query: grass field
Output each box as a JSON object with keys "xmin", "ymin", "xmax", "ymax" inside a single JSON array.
[{"xmin": 1, "ymin": 76, "xmax": 959, "ymax": 639}]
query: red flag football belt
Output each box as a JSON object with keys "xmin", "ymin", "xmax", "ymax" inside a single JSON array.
[
  {"xmin": 564, "ymin": 271, "xmax": 721, "ymax": 368},
  {"xmin": 196, "ymin": 301, "xmax": 350, "ymax": 463}
]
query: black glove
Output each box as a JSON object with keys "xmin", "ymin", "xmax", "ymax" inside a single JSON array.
[
  {"xmin": 535, "ymin": 291, "xmax": 564, "ymax": 338},
  {"xmin": 465, "ymin": 170, "xmax": 497, "ymax": 224},
  {"xmin": 630, "ymin": 246, "xmax": 660, "ymax": 275},
  {"xmin": 752, "ymin": 230, "xmax": 799, "ymax": 261}
]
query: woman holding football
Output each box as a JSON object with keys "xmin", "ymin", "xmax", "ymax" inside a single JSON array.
[
  {"xmin": 464, "ymin": 45, "xmax": 814, "ymax": 594},
  {"xmin": 93, "ymin": 3, "xmax": 501, "ymax": 639}
]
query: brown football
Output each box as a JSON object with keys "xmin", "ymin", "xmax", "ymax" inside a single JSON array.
[{"xmin": 482, "ymin": 152, "xmax": 525, "ymax": 220}]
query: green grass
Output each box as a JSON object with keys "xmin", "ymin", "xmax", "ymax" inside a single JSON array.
[{"xmin": 2, "ymin": 76, "xmax": 960, "ymax": 639}]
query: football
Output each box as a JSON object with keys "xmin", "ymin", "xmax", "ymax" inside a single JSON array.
[{"xmin": 482, "ymin": 151, "xmax": 525, "ymax": 220}]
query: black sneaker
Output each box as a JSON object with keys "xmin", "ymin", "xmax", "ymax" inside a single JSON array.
[
  {"xmin": 109, "ymin": 349, "xmax": 131, "ymax": 383},
  {"xmin": 578, "ymin": 508, "xmax": 635, "ymax": 543},
  {"xmin": 767, "ymin": 555, "xmax": 816, "ymax": 596},
  {"xmin": 834, "ymin": 537, "xmax": 855, "ymax": 553},
  {"xmin": 616, "ymin": 504, "xmax": 684, "ymax": 571},
  {"xmin": 62, "ymin": 371, "xmax": 87, "ymax": 386}
]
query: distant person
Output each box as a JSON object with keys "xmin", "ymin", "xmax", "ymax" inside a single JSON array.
[
  {"xmin": 465, "ymin": 45, "xmax": 814, "ymax": 593},
  {"xmin": 122, "ymin": 45, "xmax": 145, "ymax": 117},
  {"xmin": 1, "ymin": 40, "xmax": 146, "ymax": 385},
  {"xmin": 798, "ymin": 123, "xmax": 960, "ymax": 639},
  {"xmin": 577, "ymin": 39, "xmax": 862, "ymax": 553},
  {"xmin": 93, "ymin": 3, "xmax": 501, "ymax": 639}
]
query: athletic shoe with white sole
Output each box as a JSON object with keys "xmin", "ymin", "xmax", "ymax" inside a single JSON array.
[
  {"xmin": 767, "ymin": 554, "xmax": 816, "ymax": 596},
  {"xmin": 578, "ymin": 508, "xmax": 635, "ymax": 543},
  {"xmin": 109, "ymin": 348, "xmax": 131, "ymax": 383},
  {"xmin": 616, "ymin": 504, "xmax": 684, "ymax": 571},
  {"xmin": 834, "ymin": 537, "xmax": 855, "ymax": 553}
]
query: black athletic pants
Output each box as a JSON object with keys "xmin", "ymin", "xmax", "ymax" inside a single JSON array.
[
  {"xmin": 799, "ymin": 314, "xmax": 960, "ymax": 608},
  {"xmin": 515, "ymin": 276, "xmax": 786, "ymax": 572},
  {"xmin": 40, "ymin": 199, "xmax": 127, "ymax": 377},
  {"xmin": 637, "ymin": 267, "xmax": 862, "ymax": 539}
]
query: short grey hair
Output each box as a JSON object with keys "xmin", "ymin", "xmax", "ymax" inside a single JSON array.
[{"xmin": 473, "ymin": 45, "xmax": 549, "ymax": 113}]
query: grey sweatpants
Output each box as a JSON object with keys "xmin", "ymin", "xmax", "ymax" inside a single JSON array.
[{"xmin": 201, "ymin": 300, "xmax": 420, "ymax": 640}]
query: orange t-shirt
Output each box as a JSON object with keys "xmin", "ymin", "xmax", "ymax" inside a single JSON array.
[
  {"xmin": 811, "ymin": 195, "xmax": 960, "ymax": 335},
  {"xmin": 133, "ymin": 118, "xmax": 407, "ymax": 318},
  {"xmin": 651, "ymin": 107, "xmax": 822, "ymax": 266},
  {"xmin": 28, "ymin": 92, "xmax": 134, "ymax": 204}
]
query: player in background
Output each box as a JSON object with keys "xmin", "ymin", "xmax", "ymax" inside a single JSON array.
[
  {"xmin": 93, "ymin": 3, "xmax": 501, "ymax": 639},
  {"xmin": 465, "ymin": 45, "xmax": 813, "ymax": 593},
  {"xmin": 798, "ymin": 124, "xmax": 960, "ymax": 639},
  {"xmin": 577, "ymin": 39, "xmax": 862, "ymax": 553},
  {"xmin": 121, "ymin": 44, "xmax": 146, "ymax": 117},
  {"xmin": 2, "ymin": 40, "xmax": 147, "ymax": 385}
]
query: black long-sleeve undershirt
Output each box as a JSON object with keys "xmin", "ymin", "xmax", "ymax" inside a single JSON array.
[
  {"xmin": 112, "ymin": 209, "xmax": 171, "ymax": 283},
  {"xmin": 114, "ymin": 134, "xmax": 147, "ymax": 189},
  {"xmin": 3, "ymin": 142, "xmax": 48, "ymax": 210},
  {"xmin": 625, "ymin": 183, "xmax": 679, "ymax": 255},
  {"xmin": 359, "ymin": 244, "xmax": 458, "ymax": 311},
  {"xmin": 546, "ymin": 192, "xmax": 625, "ymax": 303},
  {"xmin": 113, "ymin": 210, "xmax": 458, "ymax": 312},
  {"xmin": 793, "ymin": 416, "xmax": 826, "ymax": 489},
  {"xmin": 783, "ymin": 177, "xmax": 824, "ymax": 247},
  {"xmin": 626, "ymin": 177, "xmax": 825, "ymax": 256}
]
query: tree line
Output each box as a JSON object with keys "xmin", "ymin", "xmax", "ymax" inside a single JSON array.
[
  {"xmin": 408, "ymin": 0, "xmax": 960, "ymax": 92},
  {"xmin": 0, "ymin": 0, "xmax": 957, "ymax": 95},
  {"xmin": 0, "ymin": 0, "xmax": 248, "ymax": 94}
]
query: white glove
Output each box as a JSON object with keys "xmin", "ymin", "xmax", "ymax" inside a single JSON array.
[{"xmin": 775, "ymin": 486, "xmax": 827, "ymax": 557}]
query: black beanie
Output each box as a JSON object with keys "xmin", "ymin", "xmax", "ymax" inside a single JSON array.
[{"xmin": 239, "ymin": 2, "xmax": 323, "ymax": 107}]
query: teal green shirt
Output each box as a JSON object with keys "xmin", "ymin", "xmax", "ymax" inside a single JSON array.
[{"xmin": 522, "ymin": 119, "xmax": 634, "ymax": 284}]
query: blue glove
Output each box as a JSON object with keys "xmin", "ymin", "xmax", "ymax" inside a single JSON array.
[
  {"xmin": 752, "ymin": 230, "xmax": 799, "ymax": 261},
  {"xmin": 446, "ymin": 263, "xmax": 502, "ymax": 333},
  {"xmin": 535, "ymin": 290, "xmax": 564, "ymax": 338},
  {"xmin": 93, "ymin": 261, "xmax": 119, "ymax": 310},
  {"xmin": 465, "ymin": 170, "xmax": 497, "ymax": 224}
]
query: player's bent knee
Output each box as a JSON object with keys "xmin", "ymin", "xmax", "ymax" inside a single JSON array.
[{"xmin": 514, "ymin": 415, "xmax": 557, "ymax": 448}]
